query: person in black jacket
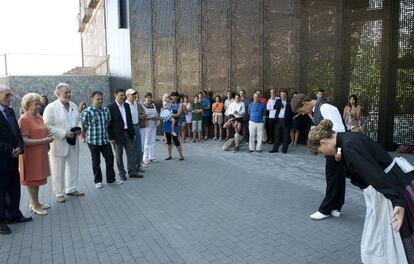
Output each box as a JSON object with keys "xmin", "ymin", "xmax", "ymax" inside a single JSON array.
[
  {"xmin": 107, "ymin": 88, "xmax": 142, "ymax": 181},
  {"xmin": 269, "ymin": 89, "xmax": 293, "ymax": 153},
  {"xmin": 0, "ymin": 85, "xmax": 32, "ymax": 235},
  {"xmin": 308, "ymin": 119, "xmax": 414, "ymax": 264}
]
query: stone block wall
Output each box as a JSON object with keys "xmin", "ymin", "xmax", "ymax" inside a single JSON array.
[{"xmin": 0, "ymin": 75, "xmax": 111, "ymax": 116}]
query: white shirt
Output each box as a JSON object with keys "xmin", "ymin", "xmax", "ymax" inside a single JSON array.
[
  {"xmin": 126, "ymin": 100, "xmax": 139, "ymax": 125},
  {"xmin": 59, "ymin": 100, "xmax": 75, "ymax": 128},
  {"xmin": 116, "ymin": 101, "xmax": 128, "ymax": 129},
  {"xmin": 278, "ymin": 99, "xmax": 287, "ymax": 118},
  {"xmin": 224, "ymin": 98, "xmax": 234, "ymax": 116},
  {"xmin": 0, "ymin": 105, "xmax": 6, "ymax": 119},
  {"xmin": 267, "ymin": 97, "xmax": 279, "ymax": 119},
  {"xmin": 228, "ymin": 101, "xmax": 245, "ymax": 119},
  {"xmin": 319, "ymin": 104, "xmax": 346, "ymax": 132}
]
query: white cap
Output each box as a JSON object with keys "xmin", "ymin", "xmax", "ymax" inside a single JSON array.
[{"xmin": 126, "ymin": 89, "xmax": 137, "ymax": 96}]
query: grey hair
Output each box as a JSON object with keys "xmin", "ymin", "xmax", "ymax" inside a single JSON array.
[
  {"xmin": 0, "ymin": 84, "xmax": 11, "ymax": 93},
  {"xmin": 21, "ymin": 93, "xmax": 41, "ymax": 112},
  {"xmin": 54, "ymin": 82, "xmax": 70, "ymax": 97}
]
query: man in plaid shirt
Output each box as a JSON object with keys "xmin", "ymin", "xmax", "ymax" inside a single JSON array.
[{"xmin": 80, "ymin": 91, "xmax": 123, "ymax": 188}]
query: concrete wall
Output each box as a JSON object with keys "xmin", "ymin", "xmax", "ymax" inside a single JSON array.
[{"xmin": 1, "ymin": 75, "xmax": 111, "ymax": 116}]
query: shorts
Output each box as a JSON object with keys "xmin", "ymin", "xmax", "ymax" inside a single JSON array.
[
  {"xmin": 212, "ymin": 114, "xmax": 223, "ymax": 125},
  {"xmin": 192, "ymin": 120, "xmax": 202, "ymax": 132},
  {"xmin": 179, "ymin": 121, "xmax": 186, "ymax": 127},
  {"xmin": 202, "ymin": 116, "xmax": 211, "ymax": 126},
  {"xmin": 185, "ymin": 114, "xmax": 192, "ymax": 124}
]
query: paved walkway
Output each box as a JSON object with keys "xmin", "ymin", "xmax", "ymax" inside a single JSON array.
[{"xmin": 1, "ymin": 138, "xmax": 412, "ymax": 264}]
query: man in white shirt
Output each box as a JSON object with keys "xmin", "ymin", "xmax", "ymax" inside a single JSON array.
[
  {"xmin": 43, "ymin": 83, "xmax": 84, "ymax": 203},
  {"xmin": 266, "ymin": 88, "xmax": 279, "ymax": 144},
  {"xmin": 107, "ymin": 89, "xmax": 141, "ymax": 181},
  {"xmin": 291, "ymin": 93, "xmax": 346, "ymax": 221},
  {"xmin": 125, "ymin": 89, "xmax": 145, "ymax": 174}
]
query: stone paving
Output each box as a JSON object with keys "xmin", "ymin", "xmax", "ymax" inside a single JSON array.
[{"xmin": 1, "ymin": 138, "xmax": 413, "ymax": 264}]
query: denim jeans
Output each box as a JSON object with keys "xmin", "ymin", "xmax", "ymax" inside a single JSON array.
[{"xmin": 134, "ymin": 125, "xmax": 142, "ymax": 170}]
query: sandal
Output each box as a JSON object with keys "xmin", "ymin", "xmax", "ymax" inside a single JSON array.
[{"xmin": 29, "ymin": 205, "xmax": 48, "ymax": 215}]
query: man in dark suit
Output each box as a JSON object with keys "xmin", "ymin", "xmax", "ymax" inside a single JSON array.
[
  {"xmin": 0, "ymin": 85, "xmax": 32, "ymax": 235},
  {"xmin": 107, "ymin": 88, "xmax": 142, "ymax": 181},
  {"xmin": 269, "ymin": 89, "xmax": 293, "ymax": 154}
]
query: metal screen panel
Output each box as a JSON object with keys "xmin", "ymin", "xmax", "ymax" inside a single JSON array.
[
  {"xmin": 302, "ymin": 0, "xmax": 337, "ymax": 101},
  {"xmin": 176, "ymin": 0, "xmax": 201, "ymax": 96},
  {"xmin": 153, "ymin": 0, "xmax": 175, "ymax": 100},
  {"xmin": 202, "ymin": 0, "xmax": 229, "ymax": 94},
  {"xmin": 348, "ymin": 19, "xmax": 383, "ymax": 141},
  {"xmin": 231, "ymin": 0, "xmax": 263, "ymax": 96},
  {"xmin": 129, "ymin": 0, "xmax": 153, "ymax": 93},
  {"xmin": 394, "ymin": 0, "xmax": 414, "ymax": 145},
  {"xmin": 264, "ymin": 0, "xmax": 300, "ymax": 95}
]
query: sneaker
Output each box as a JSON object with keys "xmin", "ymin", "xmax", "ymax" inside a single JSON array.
[
  {"xmin": 150, "ymin": 159, "xmax": 159, "ymax": 163},
  {"xmin": 310, "ymin": 211, "xmax": 330, "ymax": 220},
  {"xmin": 331, "ymin": 210, "xmax": 341, "ymax": 218},
  {"xmin": 256, "ymin": 150, "xmax": 262, "ymax": 153},
  {"xmin": 108, "ymin": 180, "xmax": 123, "ymax": 185},
  {"xmin": 141, "ymin": 162, "xmax": 149, "ymax": 168},
  {"xmin": 138, "ymin": 168, "xmax": 145, "ymax": 173},
  {"xmin": 143, "ymin": 160, "xmax": 151, "ymax": 165},
  {"xmin": 204, "ymin": 136, "xmax": 208, "ymax": 140},
  {"xmin": 56, "ymin": 196, "xmax": 66, "ymax": 203},
  {"xmin": 130, "ymin": 173, "xmax": 144, "ymax": 179},
  {"xmin": 95, "ymin": 183, "xmax": 103, "ymax": 189}
]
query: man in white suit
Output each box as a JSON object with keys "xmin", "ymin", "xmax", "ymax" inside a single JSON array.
[{"xmin": 43, "ymin": 83, "xmax": 84, "ymax": 203}]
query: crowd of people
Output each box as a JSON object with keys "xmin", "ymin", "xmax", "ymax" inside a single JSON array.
[
  {"xmin": 2, "ymin": 82, "xmax": 414, "ymax": 264},
  {"xmin": 0, "ymin": 83, "xmax": 365, "ymax": 228}
]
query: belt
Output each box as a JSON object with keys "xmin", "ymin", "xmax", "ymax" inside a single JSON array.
[{"xmin": 384, "ymin": 157, "xmax": 414, "ymax": 174}]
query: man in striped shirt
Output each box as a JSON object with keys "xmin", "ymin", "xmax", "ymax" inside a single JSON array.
[{"xmin": 80, "ymin": 91, "xmax": 122, "ymax": 188}]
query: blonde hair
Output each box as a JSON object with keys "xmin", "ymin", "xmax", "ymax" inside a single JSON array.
[
  {"xmin": 307, "ymin": 119, "xmax": 335, "ymax": 155},
  {"xmin": 21, "ymin": 93, "xmax": 41, "ymax": 112},
  {"xmin": 162, "ymin": 93, "xmax": 170, "ymax": 103}
]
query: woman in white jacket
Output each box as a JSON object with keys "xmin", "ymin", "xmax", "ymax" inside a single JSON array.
[{"xmin": 43, "ymin": 83, "xmax": 84, "ymax": 203}]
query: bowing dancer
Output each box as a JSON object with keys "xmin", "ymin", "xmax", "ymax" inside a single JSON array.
[
  {"xmin": 291, "ymin": 93, "xmax": 346, "ymax": 220},
  {"xmin": 308, "ymin": 119, "xmax": 414, "ymax": 264}
]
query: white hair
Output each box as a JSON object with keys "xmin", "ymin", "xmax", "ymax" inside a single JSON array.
[
  {"xmin": 162, "ymin": 93, "xmax": 170, "ymax": 103},
  {"xmin": 0, "ymin": 84, "xmax": 11, "ymax": 93},
  {"xmin": 54, "ymin": 82, "xmax": 70, "ymax": 97},
  {"xmin": 21, "ymin": 93, "xmax": 41, "ymax": 112}
]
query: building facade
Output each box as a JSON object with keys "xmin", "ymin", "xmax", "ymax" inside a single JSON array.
[{"xmin": 78, "ymin": 0, "xmax": 414, "ymax": 147}]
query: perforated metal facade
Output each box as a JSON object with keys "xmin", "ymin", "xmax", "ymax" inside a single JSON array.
[{"xmin": 128, "ymin": 0, "xmax": 414, "ymax": 146}]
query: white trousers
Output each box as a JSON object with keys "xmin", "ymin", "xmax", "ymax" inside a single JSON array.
[
  {"xmin": 140, "ymin": 127, "xmax": 146, "ymax": 152},
  {"xmin": 143, "ymin": 126, "xmax": 157, "ymax": 161},
  {"xmin": 49, "ymin": 145, "xmax": 79, "ymax": 197},
  {"xmin": 248, "ymin": 121, "xmax": 264, "ymax": 151}
]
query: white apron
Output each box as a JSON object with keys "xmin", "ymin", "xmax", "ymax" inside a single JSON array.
[{"xmin": 361, "ymin": 157, "xmax": 414, "ymax": 264}]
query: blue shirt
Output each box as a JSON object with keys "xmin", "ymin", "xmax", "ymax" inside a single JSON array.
[
  {"xmin": 202, "ymin": 97, "xmax": 211, "ymax": 117},
  {"xmin": 248, "ymin": 102, "xmax": 265, "ymax": 123}
]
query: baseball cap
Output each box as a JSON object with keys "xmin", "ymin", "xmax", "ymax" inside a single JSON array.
[{"xmin": 126, "ymin": 89, "xmax": 137, "ymax": 96}]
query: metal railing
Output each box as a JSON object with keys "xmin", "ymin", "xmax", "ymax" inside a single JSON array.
[{"xmin": 0, "ymin": 53, "xmax": 109, "ymax": 76}]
